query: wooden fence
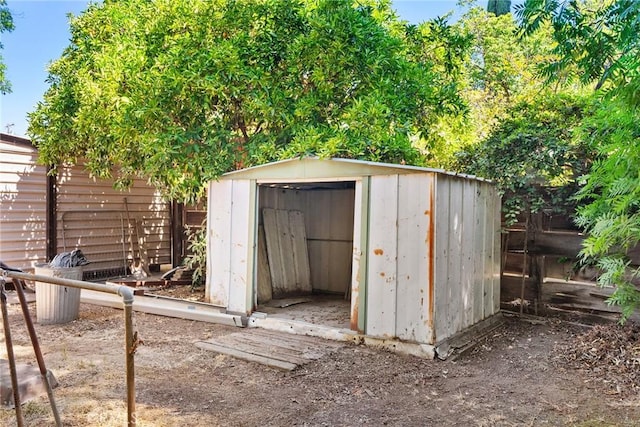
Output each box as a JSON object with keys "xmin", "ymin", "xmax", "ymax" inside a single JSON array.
[{"xmin": 501, "ymin": 211, "xmax": 640, "ymax": 322}]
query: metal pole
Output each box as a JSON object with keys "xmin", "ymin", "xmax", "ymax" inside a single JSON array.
[
  {"xmin": 124, "ymin": 302, "xmax": 136, "ymax": 426},
  {"xmin": 1, "ymin": 269, "xmax": 137, "ymax": 425},
  {"xmin": 14, "ymin": 279, "xmax": 62, "ymax": 426},
  {"xmin": 0, "ymin": 279, "xmax": 24, "ymax": 426}
]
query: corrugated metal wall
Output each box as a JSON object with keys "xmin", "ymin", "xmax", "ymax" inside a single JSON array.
[
  {"xmin": 433, "ymin": 175, "xmax": 501, "ymax": 342},
  {"xmin": 56, "ymin": 165, "xmax": 171, "ymax": 278},
  {"xmin": 365, "ymin": 173, "xmax": 500, "ymax": 345},
  {"xmin": 365, "ymin": 173, "xmax": 435, "ymax": 343},
  {"xmin": 0, "ymin": 140, "xmax": 48, "ymax": 271},
  {"xmin": 258, "ymin": 185, "xmax": 355, "ymax": 294}
]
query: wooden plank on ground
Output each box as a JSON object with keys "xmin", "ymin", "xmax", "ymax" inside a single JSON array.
[
  {"xmin": 195, "ymin": 328, "xmax": 344, "ymax": 370},
  {"xmin": 541, "ymin": 280, "xmax": 617, "ymax": 313},
  {"xmin": 195, "ymin": 341, "xmax": 297, "ymax": 370}
]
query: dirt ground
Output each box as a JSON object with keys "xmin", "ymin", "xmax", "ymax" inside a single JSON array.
[{"xmin": 2, "ymin": 287, "xmax": 640, "ymax": 426}]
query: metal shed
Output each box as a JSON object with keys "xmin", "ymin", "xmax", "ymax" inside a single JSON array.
[{"xmin": 206, "ymin": 157, "xmax": 501, "ymax": 353}]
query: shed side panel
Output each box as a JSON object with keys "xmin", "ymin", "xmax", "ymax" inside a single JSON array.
[
  {"xmin": 395, "ymin": 173, "xmax": 434, "ymax": 343},
  {"xmin": 434, "ymin": 176, "xmax": 468, "ymax": 340},
  {"xmin": 448, "ymin": 178, "xmax": 465, "ymax": 335},
  {"xmin": 491, "ymin": 185, "xmax": 502, "ymax": 313},
  {"xmin": 0, "ymin": 142, "xmax": 47, "ymax": 271},
  {"xmin": 351, "ymin": 179, "xmax": 366, "ymax": 332},
  {"xmin": 461, "ymin": 179, "xmax": 476, "ymax": 328},
  {"xmin": 474, "ymin": 182, "xmax": 488, "ymax": 322},
  {"xmin": 433, "ymin": 177, "xmax": 450, "ymax": 342},
  {"xmin": 228, "ymin": 179, "xmax": 254, "ymax": 314},
  {"xmin": 207, "ymin": 180, "xmax": 233, "ymax": 306},
  {"xmin": 366, "ymin": 174, "xmax": 398, "ymax": 338}
]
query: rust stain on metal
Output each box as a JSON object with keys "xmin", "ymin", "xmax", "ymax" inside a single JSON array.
[
  {"xmin": 427, "ymin": 181, "xmax": 435, "ymax": 333},
  {"xmin": 350, "ymin": 297, "xmax": 359, "ymax": 331},
  {"xmin": 380, "ymin": 272, "xmax": 385, "ymax": 277},
  {"xmin": 373, "ymin": 248, "xmax": 384, "ymax": 256},
  {"xmin": 424, "ymin": 210, "xmax": 430, "ymax": 215}
]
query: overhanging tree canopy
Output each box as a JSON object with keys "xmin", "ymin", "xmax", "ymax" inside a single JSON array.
[
  {"xmin": 518, "ymin": 0, "xmax": 640, "ymax": 320},
  {"xmin": 29, "ymin": 0, "xmax": 465, "ymax": 202},
  {"xmin": 0, "ymin": 0, "xmax": 14, "ymax": 94}
]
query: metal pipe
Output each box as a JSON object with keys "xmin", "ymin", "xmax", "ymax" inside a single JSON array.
[
  {"xmin": 14, "ymin": 279, "xmax": 62, "ymax": 426},
  {"xmin": 1, "ymin": 268, "xmax": 136, "ymax": 426},
  {"xmin": 125, "ymin": 302, "xmax": 136, "ymax": 426},
  {"xmin": 0, "ymin": 280, "xmax": 25, "ymax": 426},
  {"xmin": 6, "ymin": 270, "xmax": 134, "ymax": 301}
]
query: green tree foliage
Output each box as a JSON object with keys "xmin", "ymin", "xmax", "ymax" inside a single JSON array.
[
  {"xmin": 517, "ymin": 0, "xmax": 640, "ymax": 105},
  {"xmin": 28, "ymin": 0, "xmax": 465, "ymax": 203},
  {"xmin": 425, "ymin": 7, "xmax": 559, "ymax": 167},
  {"xmin": 456, "ymin": 93, "xmax": 596, "ymax": 224},
  {"xmin": 487, "ymin": 0, "xmax": 512, "ymax": 16},
  {"xmin": 518, "ymin": 0, "xmax": 640, "ymax": 320},
  {"xmin": 574, "ymin": 101, "xmax": 640, "ymax": 320},
  {"xmin": 0, "ymin": 0, "xmax": 15, "ymax": 94}
]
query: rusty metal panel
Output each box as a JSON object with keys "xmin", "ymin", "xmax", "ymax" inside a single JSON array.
[
  {"xmin": 207, "ymin": 179, "xmax": 233, "ymax": 306},
  {"xmin": 0, "ymin": 141, "xmax": 47, "ymax": 271},
  {"xmin": 366, "ymin": 174, "xmax": 398, "ymax": 338},
  {"xmin": 395, "ymin": 173, "xmax": 434, "ymax": 343},
  {"xmin": 350, "ymin": 179, "xmax": 366, "ymax": 332}
]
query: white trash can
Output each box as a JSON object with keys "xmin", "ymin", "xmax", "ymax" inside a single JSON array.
[{"xmin": 35, "ymin": 264, "xmax": 83, "ymax": 324}]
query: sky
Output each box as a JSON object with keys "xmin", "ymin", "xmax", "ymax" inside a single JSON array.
[{"xmin": 0, "ymin": 0, "xmax": 478, "ymax": 138}]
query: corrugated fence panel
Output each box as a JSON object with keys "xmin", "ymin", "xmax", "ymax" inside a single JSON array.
[
  {"xmin": 395, "ymin": 173, "xmax": 434, "ymax": 343},
  {"xmin": 0, "ymin": 141, "xmax": 47, "ymax": 271},
  {"xmin": 56, "ymin": 165, "xmax": 170, "ymax": 277},
  {"xmin": 366, "ymin": 174, "xmax": 398, "ymax": 339}
]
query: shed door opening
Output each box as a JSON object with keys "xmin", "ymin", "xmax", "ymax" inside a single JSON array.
[{"xmin": 256, "ymin": 181, "xmax": 356, "ymax": 330}]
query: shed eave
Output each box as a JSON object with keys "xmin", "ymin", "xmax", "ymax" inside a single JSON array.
[{"xmin": 215, "ymin": 157, "xmax": 491, "ymax": 183}]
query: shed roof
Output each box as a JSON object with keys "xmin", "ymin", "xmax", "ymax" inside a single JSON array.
[{"xmin": 220, "ymin": 157, "xmax": 489, "ymax": 182}]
